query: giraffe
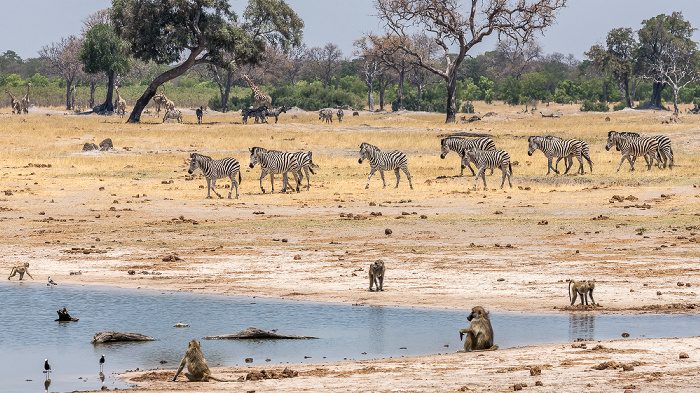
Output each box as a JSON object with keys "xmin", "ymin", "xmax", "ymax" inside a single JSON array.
[
  {"xmin": 114, "ymin": 85, "xmax": 126, "ymax": 118},
  {"xmin": 153, "ymin": 91, "xmax": 174, "ymax": 117},
  {"xmin": 6, "ymin": 89, "xmax": 21, "ymax": 114},
  {"xmin": 20, "ymin": 82, "xmax": 31, "ymax": 114},
  {"xmin": 242, "ymin": 74, "xmax": 272, "ymax": 109}
]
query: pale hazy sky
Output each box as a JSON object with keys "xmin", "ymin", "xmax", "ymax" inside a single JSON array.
[{"xmin": 1, "ymin": 1, "xmax": 698, "ymax": 61}]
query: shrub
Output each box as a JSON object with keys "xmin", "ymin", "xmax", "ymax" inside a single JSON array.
[
  {"xmin": 612, "ymin": 101, "xmax": 627, "ymax": 111},
  {"xmin": 580, "ymin": 100, "xmax": 609, "ymax": 112}
]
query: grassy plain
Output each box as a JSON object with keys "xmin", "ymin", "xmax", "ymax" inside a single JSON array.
[{"xmin": 1, "ymin": 102, "xmax": 699, "ymax": 392}]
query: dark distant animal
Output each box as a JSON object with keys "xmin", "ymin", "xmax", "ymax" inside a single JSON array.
[
  {"xmin": 458, "ymin": 306, "xmax": 498, "ymax": 352},
  {"xmin": 195, "ymin": 107, "xmax": 203, "ymax": 124},
  {"xmin": 369, "ymin": 260, "xmax": 385, "ymax": 291},
  {"xmin": 336, "ymin": 108, "xmax": 344, "ymax": 122},
  {"xmin": 268, "ymin": 105, "xmax": 288, "ymax": 123}
]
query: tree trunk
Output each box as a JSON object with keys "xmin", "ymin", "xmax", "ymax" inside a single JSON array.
[
  {"xmin": 222, "ymin": 71, "xmax": 233, "ymax": 113},
  {"xmin": 366, "ymin": 76, "xmax": 375, "ymax": 111},
  {"xmin": 650, "ymin": 82, "xmax": 664, "ymax": 108},
  {"xmin": 126, "ymin": 48, "xmax": 204, "ymax": 123},
  {"xmin": 89, "ymin": 81, "xmax": 97, "ymax": 108},
  {"xmin": 445, "ymin": 76, "xmax": 457, "ymax": 123},
  {"xmin": 672, "ymin": 86, "xmax": 680, "ymax": 113},
  {"xmin": 624, "ymin": 79, "xmax": 631, "ymax": 108},
  {"xmin": 397, "ymin": 69, "xmax": 404, "ymax": 111},
  {"xmin": 65, "ymin": 79, "xmax": 73, "ymax": 110},
  {"xmin": 417, "ymin": 85, "xmax": 423, "ymax": 111},
  {"xmin": 103, "ymin": 71, "xmax": 115, "ymax": 112}
]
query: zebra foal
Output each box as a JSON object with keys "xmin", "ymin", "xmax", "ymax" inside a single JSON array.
[
  {"xmin": 528, "ymin": 136, "xmax": 584, "ymax": 175},
  {"xmin": 605, "ymin": 130, "xmax": 661, "ymax": 172},
  {"xmin": 249, "ymin": 147, "xmax": 301, "ymax": 194},
  {"xmin": 463, "ymin": 149, "xmax": 513, "ymax": 190},
  {"xmin": 292, "ymin": 151, "xmax": 319, "ymax": 191},
  {"xmin": 545, "ymin": 136, "xmax": 593, "ymax": 174},
  {"xmin": 358, "ymin": 142, "xmax": 413, "ymax": 189},
  {"xmin": 188, "ymin": 153, "xmax": 241, "ymax": 199},
  {"xmin": 439, "ymin": 136, "xmax": 496, "ymax": 176}
]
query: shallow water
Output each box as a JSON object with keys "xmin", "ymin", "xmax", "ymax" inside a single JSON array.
[{"xmin": 1, "ymin": 282, "xmax": 699, "ymax": 393}]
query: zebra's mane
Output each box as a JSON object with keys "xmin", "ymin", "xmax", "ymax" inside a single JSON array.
[
  {"xmin": 441, "ymin": 136, "xmax": 463, "ymax": 146},
  {"xmin": 360, "ymin": 142, "xmax": 379, "ymax": 152},
  {"xmin": 250, "ymin": 146, "xmax": 268, "ymax": 155},
  {"xmin": 191, "ymin": 153, "xmax": 213, "ymax": 161}
]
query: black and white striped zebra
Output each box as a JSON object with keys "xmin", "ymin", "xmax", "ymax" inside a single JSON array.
[
  {"xmin": 248, "ymin": 146, "xmax": 301, "ymax": 193},
  {"xmin": 188, "ymin": 153, "xmax": 241, "ymax": 199},
  {"xmin": 615, "ymin": 133, "xmax": 674, "ymax": 169},
  {"xmin": 292, "ymin": 151, "xmax": 319, "ymax": 191},
  {"xmin": 605, "ymin": 130, "xmax": 661, "ymax": 172},
  {"xmin": 463, "ymin": 149, "xmax": 513, "ymax": 190},
  {"xmin": 319, "ymin": 108, "xmax": 334, "ymax": 123},
  {"xmin": 439, "ymin": 136, "xmax": 496, "ymax": 176},
  {"xmin": 545, "ymin": 136, "xmax": 593, "ymax": 174},
  {"xmin": 268, "ymin": 105, "xmax": 288, "ymax": 124},
  {"xmin": 527, "ymin": 136, "xmax": 584, "ymax": 175},
  {"xmin": 358, "ymin": 142, "xmax": 413, "ymax": 189}
]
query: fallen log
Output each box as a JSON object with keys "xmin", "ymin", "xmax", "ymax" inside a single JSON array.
[
  {"xmin": 55, "ymin": 307, "xmax": 79, "ymax": 322},
  {"xmin": 203, "ymin": 327, "xmax": 317, "ymax": 340},
  {"xmin": 91, "ymin": 331, "xmax": 155, "ymax": 344},
  {"xmin": 437, "ymin": 131, "xmax": 494, "ymax": 138}
]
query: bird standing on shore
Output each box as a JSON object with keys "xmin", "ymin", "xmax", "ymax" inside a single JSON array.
[
  {"xmin": 99, "ymin": 354, "xmax": 105, "ymax": 372},
  {"xmin": 44, "ymin": 359, "xmax": 51, "ymax": 379},
  {"xmin": 47, "ymin": 277, "xmax": 57, "ymax": 286}
]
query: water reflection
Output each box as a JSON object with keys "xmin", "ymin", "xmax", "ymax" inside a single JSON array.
[{"xmin": 569, "ymin": 314, "xmax": 595, "ymax": 342}]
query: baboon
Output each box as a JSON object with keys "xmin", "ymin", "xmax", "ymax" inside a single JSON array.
[
  {"xmin": 8, "ymin": 262, "xmax": 33, "ymax": 280},
  {"xmin": 172, "ymin": 339, "xmax": 222, "ymax": 382},
  {"xmin": 569, "ymin": 279, "xmax": 596, "ymax": 306},
  {"xmin": 458, "ymin": 306, "xmax": 498, "ymax": 352},
  {"xmin": 196, "ymin": 106, "xmax": 203, "ymax": 124},
  {"xmin": 369, "ymin": 260, "xmax": 385, "ymax": 291}
]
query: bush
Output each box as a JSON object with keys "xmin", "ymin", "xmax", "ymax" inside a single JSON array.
[
  {"xmin": 612, "ymin": 101, "xmax": 627, "ymax": 111},
  {"xmin": 580, "ymin": 100, "xmax": 609, "ymax": 112}
]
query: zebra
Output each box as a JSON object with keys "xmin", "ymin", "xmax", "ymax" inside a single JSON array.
[
  {"xmin": 292, "ymin": 151, "xmax": 319, "ymax": 191},
  {"xmin": 605, "ymin": 130, "xmax": 661, "ymax": 172},
  {"xmin": 319, "ymin": 108, "xmax": 334, "ymax": 123},
  {"xmin": 187, "ymin": 153, "xmax": 241, "ymax": 199},
  {"xmin": 545, "ymin": 136, "xmax": 593, "ymax": 174},
  {"xmin": 248, "ymin": 146, "xmax": 301, "ymax": 194},
  {"xmin": 614, "ymin": 133, "xmax": 674, "ymax": 169},
  {"xmin": 268, "ymin": 105, "xmax": 288, "ymax": 123},
  {"xmin": 527, "ymin": 136, "xmax": 584, "ymax": 175},
  {"xmin": 195, "ymin": 106, "xmax": 203, "ymax": 124},
  {"xmin": 463, "ymin": 149, "xmax": 513, "ymax": 190},
  {"xmin": 358, "ymin": 142, "xmax": 413, "ymax": 189},
  {"xmin": 440, "ymin": 136, "xmax": 496, "ymax": 176},
  {"xmin": 163, "ymin": 108, "xmax": 183, "ymax": 123},
  {"xmin": 336, "ymin": 108, "xmax": 344, "ymax": 122}
]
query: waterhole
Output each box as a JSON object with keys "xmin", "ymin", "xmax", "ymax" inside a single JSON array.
[{"xmin": 2, "ymin": 281, "xmax": 699, "ymax": 392}]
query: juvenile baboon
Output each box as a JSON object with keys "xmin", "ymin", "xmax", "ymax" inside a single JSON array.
[
  {"xmin": 368, "ymin": 260, "xmax": 385, "ymax": 291},
  {"xmin": 172, "ymin": 339, "xmax": 222, "ymax": 382},
  {"xmin": 568, "ymin": 279, "xmax": 596, "ymax": 306},
  {"xmin": 458, "ymin": 306, "xmax": 498, "ymax": 352},
  {"xmin": 8, "ymin": 262, "xmax": 33, "ymax": 280}
]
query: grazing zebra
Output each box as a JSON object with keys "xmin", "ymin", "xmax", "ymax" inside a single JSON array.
[
  {"xmin": 440, "ymin": 136, "xmax": 496, "ymax": 176},
  {"xmin": 527, "ymin": 136, "xmax": 584, "ymax": 175},
  {"xmin": 358, "ymin": 142, "xmax": 413, "ymax": 190},
  {"xmin": 319, "ymin": 108, "xmax": 334, "ymax": 123},
  {"xmin": 336, "ymin": 108, "xmax": 344, "ymax": 122},
  {"xmin": 545, "ymin": 136, "xmax": 593, "ymax": 174},
  {"xmin": 187, "ymin": 153, "xmax": 241, "ymax": 199},
  {"xmin": 163, "ymin": 108, "xmax": 183, "ymax": 123},
  {"xmin": 464, "ymin": 149, "xmax": 513, "ymax": 190},
  {"xmin": 248, "ymin": 147, "xmax": 301, "ymax": 194},
  {"xmin": 242, "ymin": 106, "xmax": 268, "ymax": 124},
  {"xmin": 605, "ymin": 130, "xmax": 661, "ymax": 172},
  {"xmin": 268, "ymin": 105, "xmax": 288, "ymax": 123},
  {"xmin": 292, "ymin": 151, "xmax": 319, "ymax": 191}
]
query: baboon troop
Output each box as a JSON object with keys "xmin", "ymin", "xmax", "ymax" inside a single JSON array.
[
  {"xmin": 172, "ymin": 339, "xmax": 220, "ymax": 382},
  {"xmin": 8, "ymin": 262, "xmax": 33, "ymax": 280},
  {"xmin": 368, "ymin": 260, "xmax": 385, "ymax": 291},
  {"xmin": 458, "ymin": 306, "xmax": 498, "ymax": 352},
  {"xmin": 568, "ymin": 279, "xmax": 596, "ymax": 306}
]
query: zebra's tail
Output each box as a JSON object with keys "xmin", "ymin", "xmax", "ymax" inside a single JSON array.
[
  {"xmin": 238, "ymin": 170, "xmax": 242, "ymax": 185},
  {"xmin": 308, "ymin": 167, "xmax": 316, "ymax": 175},
  {"xmin": 509, "ymin": 161, "xmax": 513, "ymax": 176}
]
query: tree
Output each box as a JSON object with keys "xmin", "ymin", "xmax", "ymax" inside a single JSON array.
[
  {"xmin": 354, "ymin": 38, "xmax": 384, "ymax": 111},
  {"xmin": 111, "ymin": 0, "xmax": 303, "ymax": 123},
  {"xmin": 495, "ymin": 37, "xmax": 542, "ymax": 80},
  {"xmin": 649, "ymin": 38, "xmax": 699, "ymax": 113},
  {"xmin": 39, "ymin": 36, "xmax": 83, "ymax": 110},
  {"xmin": 637, "ymin": 12, "xmax": 696, "ymax": 109},
  {"xmin": 586, "ymin": 28, "xmax": 636, "ymax": 108},
  {"xmin": 307, "ymin": 43, "xmax": 342, "ymax": 89},
  {"xmin": 80, "ymin": 23, "xmax": 131, "ymax": 112},
  {"xmin": 375, "ymin": 0, "xmax": 566, "ymax": 123},
  {"xmin": 365, "ymin": 33, "xmax": 413, "ymax": 110}
]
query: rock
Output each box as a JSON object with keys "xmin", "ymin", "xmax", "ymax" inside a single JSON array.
[
  {"xmin": 513, "ymin": 383, "xmax": 523, "ymax": 391},
  {"xmin": 622, "ymin": 364, "xmax": 634, "ymax": 371},
  {"xmin": 293, "ymin": 255, "xmax": 301, "ymax": 260},
  {"xmin": 420, "ymin": 215, "xmax": 427, "ymax": 219},
  {"xmin": 687, "ymin": 283, "xmax": 692, "ymax": 287},
  {"xmin": 127, "ymin": 270, "xmax": 135, "ymax": 275},
  {"xmin": 678, "ymin": 282, "xmax": 685, "ymax": 286},
  {"xmin": 657, "ymin": 291, "xmax": 663, "ymax": 295},
  {"xmin": 203, "ymin": 327, "xmax": 317, "ymax": 340},
  {"xmin": 245, "ymin": 358, "xmax": 253, "ymax": 363},
  {"xmin": 99, "ymin": 138, "xmax": 114, "ymax": 151},
  {"xmin": 83, "ymin": 143, "xmax": 99, "ymax": 151},
  {"xmin": 385, "ymin": 228, "xmax": 392, "ymax": 235},
  {"xmin": 622, "ymin": 332, "xmax": 630, "ymax": 338},
  {"xmin": 91, "ymin": 331, "xmax": 155, "ymax": 344},
  {"xmin": 535, "ymin": 381, "xmax": 543, "ymax": 386},
  {"xmin": 529, "ymin": 365, "xmax": 541, "ymax": 376},
  {"xmin": 679, "ymin": 352, "xmax": 689, "ymax": 359},
  {"xmin": 538, "ymin": 220, "xmax": 548, "ymax": 225},
  {"xmin": 173, "ymin": 323, "xmax": 189, "ymax": 328}
]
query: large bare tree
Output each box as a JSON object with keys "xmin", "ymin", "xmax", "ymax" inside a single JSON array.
[
  {"xmin": 39, "ymin": 36, "xmax": 84, "ymax": 110},
  {"xmin": 375, "ymin": 0, "xmax": 566, "ymax": 123}
]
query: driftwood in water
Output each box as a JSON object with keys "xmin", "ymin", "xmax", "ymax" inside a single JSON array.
[
  {"xmin": 203, "ymin": 327, "xmax": 317, "ymax": 340},
  {"xmin": 438, "ymin": 131, "xmax": 494, "ymax": 138},
  {"xmin": 91, "ymin": 331, "xmax": 155, "ymax": 344},
  {"xmin": 55, "ymin": 307, "xmax": 79, "ymax": 322}
]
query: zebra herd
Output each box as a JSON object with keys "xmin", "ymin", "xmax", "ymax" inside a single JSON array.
[{"xmin": 186, "ymin": 130, "xmax": 675, "ymax": 198}]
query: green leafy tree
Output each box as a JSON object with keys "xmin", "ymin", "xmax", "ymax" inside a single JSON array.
[
  {"xmin": 111, "ymin": 0, "xmax": 303, "ymax": 122},
  {"xmin": 586, "ymin": 28, "xmax": 637, "ymax": 107},
  {"xmin": 80, "ymin": 23, "xmax": 131, "ymax": 112}
]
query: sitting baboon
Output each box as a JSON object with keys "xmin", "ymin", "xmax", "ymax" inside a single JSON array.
[
  {"xmin": 569, "ymin": 279, "xmax": 596, "ymax": 306},
  {"xmin": 172, "ymin": 339, "xmax": 222, "ymax": 382},
  {"xmin": 368, "ymin": 260, "xmax": 385, "ymax": 291},
  {"xmin": 196, "ymin": 106, "xmax": 203, "ymax": 124},
  {"xmin": 8, "ymin": 262, "xmax": 33, "ymax": 280},
  {"xmin": 458, "ymin": 306, "xmax": 498, "ymax": 352}
]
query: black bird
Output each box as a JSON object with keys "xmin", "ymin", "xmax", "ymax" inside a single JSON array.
[
  {"xmin": 44, "ymin": 359, "xmax": 51, "ymax": 378},
  {"xmin": 99, "ymin": 354, "xmax": 105, "ymax": 371}
]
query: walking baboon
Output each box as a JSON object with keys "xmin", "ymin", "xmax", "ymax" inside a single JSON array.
[
  {"xmin": 172, "ymin": 339, "xmax": 222, "ymax": 382},
  {"xmin": 369, "ymin": 260, "xmax": 385, "ymax": 291},
  {"xmin": 568, "ymin": 279, "xmax": 596, "ymax": 306},
  {"xmin": 8, "ymin": 262, "xmax": 33, "ymax": 280},
  {"xmin": 458, "ymin": 306, "xmax": 498, "ymax": 352},
  {"xmin": 196, "ymin": 106, "xmax": 203, "ymax": 124}
]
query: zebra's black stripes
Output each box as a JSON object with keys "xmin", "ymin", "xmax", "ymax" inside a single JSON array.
[
  {"xmin": 292, "ymin": 151, "xmax": 319, "ymax": 191},
  {"xmin": 358, "ymin": 142, "xmax": 413, "ymax": 189},
  {"xmin": 463, "ymin": 149, "xmax": 513, "ymax": 190},
  {"xmin": 188, "ymin": 153, "xmax": 241, "ymax": 199},
  {"xmin": 605, "ymin": 131, "xmax": 660, "ymax": 172},
  {"xmin": 249, "ymin": 146, "xmax": 301, "ymax": 194},
  {"xmin": 545, "ymin": 136, "xmax": 593, "ymax": 174},
  {"xmin": 440, "ymin": 136, "xmax": 496, "ymax": 176},
  {"xmin": 528, "ymin": 136, "xmax": 583, "ymax": 175}
]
